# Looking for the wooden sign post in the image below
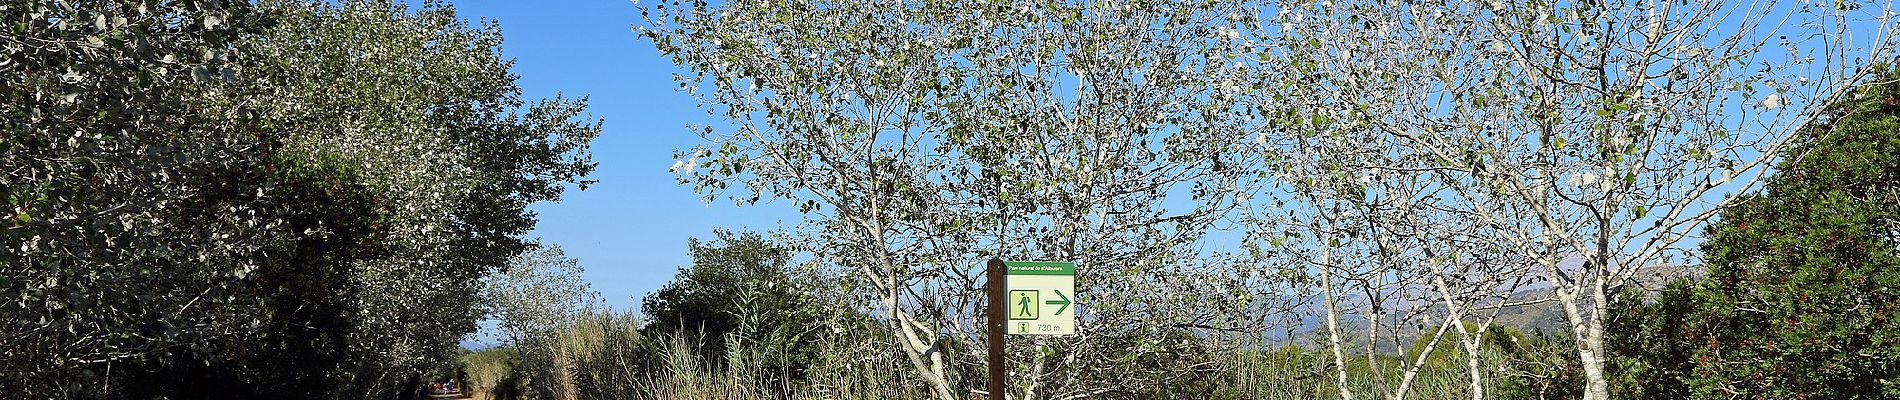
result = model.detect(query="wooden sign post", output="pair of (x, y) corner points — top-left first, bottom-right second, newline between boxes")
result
(986, 258), (1005, 400)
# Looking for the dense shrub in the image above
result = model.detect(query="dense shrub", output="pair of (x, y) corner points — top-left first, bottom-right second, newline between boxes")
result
(1609, 65), (1900, 399)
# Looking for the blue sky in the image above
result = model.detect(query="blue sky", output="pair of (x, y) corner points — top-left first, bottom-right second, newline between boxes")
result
(452, 1), (796, 312)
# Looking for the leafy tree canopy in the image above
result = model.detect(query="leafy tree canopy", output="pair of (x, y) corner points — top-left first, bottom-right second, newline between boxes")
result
(1, 1), (599, 398)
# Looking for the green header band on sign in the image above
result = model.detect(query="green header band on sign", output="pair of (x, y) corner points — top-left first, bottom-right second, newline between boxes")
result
(1004, 261), (1075, 275)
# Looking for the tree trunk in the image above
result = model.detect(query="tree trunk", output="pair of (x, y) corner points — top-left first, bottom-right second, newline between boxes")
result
(1555, 287), (1609, 400)
(1578, 344), (1609, 400)
(1318, 233), (1356, 400)
(1393, 317), (1455, 400)
(1581, 278), (1611, 400)
(1435, 276), (1484, 400)
(1457, 328), (1484, 400)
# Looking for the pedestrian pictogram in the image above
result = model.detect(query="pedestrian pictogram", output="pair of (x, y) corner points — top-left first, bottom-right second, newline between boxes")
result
(1009, 290), (1038, 320)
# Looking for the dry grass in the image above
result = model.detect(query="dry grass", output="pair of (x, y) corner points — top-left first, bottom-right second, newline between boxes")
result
(476, 308), (1566, 400)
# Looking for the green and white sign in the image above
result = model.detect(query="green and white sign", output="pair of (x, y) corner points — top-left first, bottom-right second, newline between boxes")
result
(1004, 261), (1075, 335)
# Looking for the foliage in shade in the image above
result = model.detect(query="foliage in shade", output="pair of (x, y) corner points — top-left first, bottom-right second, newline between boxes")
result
(2, 1), (284, 396)
(641, 230), (793, 360)
(640, 229), (861, 393)
(0, 0), (598, 398)
(1606, 279), (1698, 400)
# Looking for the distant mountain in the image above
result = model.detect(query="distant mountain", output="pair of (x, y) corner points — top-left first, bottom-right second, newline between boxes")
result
(1261, 264), (1701, 353)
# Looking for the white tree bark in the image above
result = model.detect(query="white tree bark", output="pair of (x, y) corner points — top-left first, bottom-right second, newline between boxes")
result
(1318, 222), (1357, 400)
(1392, 316), (1455, 400)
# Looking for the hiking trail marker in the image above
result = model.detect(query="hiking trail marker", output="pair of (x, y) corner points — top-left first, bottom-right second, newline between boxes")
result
(1003, 260), (1075, 335)
(984, 259), (1077, 400)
